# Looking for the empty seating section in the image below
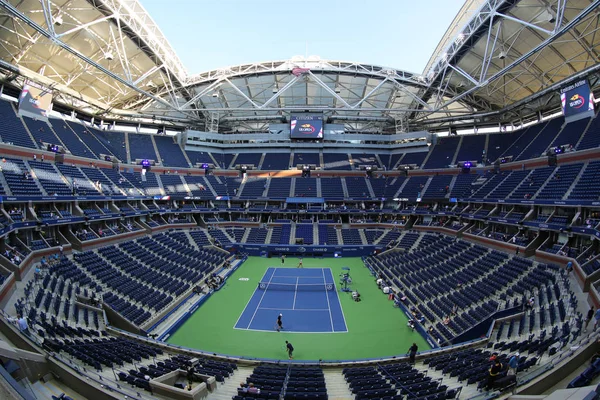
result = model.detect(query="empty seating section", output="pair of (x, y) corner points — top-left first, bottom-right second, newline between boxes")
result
(366, 233), (566, 343)
(486, 131), (522, 162)
(508, 167), (554, 200)
(295, 224), (313, 244)
(577, 116), (600, 150)
(268, 178), (291, 198)
(449, 174), (478, 198)
(398, 176), (429, 198)
(536, 164), (583, 200)
(81, 167), (121, 195)
(285, 367), (327, 400)
(345, 177), (370, 198)
(69, 231), (227, 326)
(293, 152), (320, 167)
(2, 158), (41, 195)
(388, 153), (404, 170)
(121, 170), (161, 196)
(383, 176), (406, 198)
(320, 178), (344, 199)
(517, 118), (562, 160)
(50, 122), (96, 158)
(423, 136), (460, 169)
(400, 152), (428, 169)
(154, 136), (189, 167)
(128, 134), (157, 162)
(222, 153), (235, 169)
(262, 153), (290, 170)
(455, 134), (486, 164)
(471, 171), (510, 198)
(341, 229), (362, 245)
(322, 153), (351, 170)
(29, 161), (71, 195)
(232, 153), (262, 168)
(271, 224), (291, 245)
(56, 164), (99, 196)
(318, 224), (338, 245)
(91, 130), (128, 162)
(551, 117), (589, 148)
(186, 151), (217, 168)
(352, 153), (380, 168)
(240, 177), (266, 198)
(501, 125), (541, 161)
(23, 117), (60, 148)
(294, 177), (317, 197)
(569, 161), (600, 200)
(66, 121), (110, 158)
(423, 175), (452, 199)
(246, 228), (267, 244)
(184, 175), (213, 198)
(487, 170), (531, 200)
(160, 175), (188, 195)
(0, 101), (36, 148)
(369, 177), (387, 199)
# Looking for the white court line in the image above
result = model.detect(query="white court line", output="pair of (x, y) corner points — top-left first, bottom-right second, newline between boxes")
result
(327, 268), (349, 331)
(292, 277), (298, 310)
(322, 268), (335, 332)
(260, 307), (331, 311)
(245, 268), (276, 329)
(233, 326), (348, 334)
(232, 267), (275, 329)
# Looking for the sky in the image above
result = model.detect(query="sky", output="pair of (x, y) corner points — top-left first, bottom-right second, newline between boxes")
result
(139, 0), (466, 76)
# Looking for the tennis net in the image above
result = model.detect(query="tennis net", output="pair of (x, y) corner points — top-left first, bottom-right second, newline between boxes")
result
(257, 282), (334, 291)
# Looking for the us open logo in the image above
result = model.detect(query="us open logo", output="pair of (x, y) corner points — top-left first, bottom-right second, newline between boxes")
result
(569, 93), (585, 109)
(298, 124), (316, 134)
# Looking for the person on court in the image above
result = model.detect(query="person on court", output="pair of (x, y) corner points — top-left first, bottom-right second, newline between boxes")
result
(297, 257), (303, 268)
(276, 313), (283, 332)
(285, 341), (294, 359)
(281, 255), (285, 265)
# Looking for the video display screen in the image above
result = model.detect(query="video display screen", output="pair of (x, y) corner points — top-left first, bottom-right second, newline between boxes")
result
(560, 79), (595, 122)
(290, 114), (324, 139)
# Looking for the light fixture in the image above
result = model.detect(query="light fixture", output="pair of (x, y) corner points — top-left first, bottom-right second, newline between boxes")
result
(54, 15), (63, 26)
(498, 51), (507, 60)
(104, 52), (114, 61)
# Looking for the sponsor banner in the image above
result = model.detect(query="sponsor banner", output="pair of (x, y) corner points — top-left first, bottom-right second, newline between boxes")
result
(236, 244), (381, 257)
(461, 198), (600, 207)
(0, 195), (148, 202)
(560, 79), (595, 122)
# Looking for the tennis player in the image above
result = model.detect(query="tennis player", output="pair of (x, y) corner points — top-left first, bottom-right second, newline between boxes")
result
(276, 314), (283, 332)
(297, 257), (303, 268)
(285, 341), (294, 359)
(281, 255), (285, 265)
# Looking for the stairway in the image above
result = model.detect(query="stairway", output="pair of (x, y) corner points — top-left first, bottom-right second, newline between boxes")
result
(206, 365), (255, 400)
(563, 161), (587, 199)
(323, 368), (353, 400)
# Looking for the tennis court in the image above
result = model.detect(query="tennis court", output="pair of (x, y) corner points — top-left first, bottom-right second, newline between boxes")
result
(167, 257), (429, 360)
(234, 268), (347, 333)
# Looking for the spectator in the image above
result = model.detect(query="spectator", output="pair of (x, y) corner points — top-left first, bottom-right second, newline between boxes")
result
(585, 307), (594, 331)
(408, 343), (418, 363)
(486, 359), (503, 390)
(247, 383), (260, 394)
(508, 353), (519, 375)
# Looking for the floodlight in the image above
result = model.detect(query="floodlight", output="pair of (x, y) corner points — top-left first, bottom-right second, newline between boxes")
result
(104, 52), (114, 61)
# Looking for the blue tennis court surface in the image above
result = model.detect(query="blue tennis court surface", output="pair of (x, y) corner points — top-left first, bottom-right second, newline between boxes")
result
(234, 268), (347, 333)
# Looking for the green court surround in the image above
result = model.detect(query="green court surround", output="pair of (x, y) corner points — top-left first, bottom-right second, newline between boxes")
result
(167, 257), (430, 361)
